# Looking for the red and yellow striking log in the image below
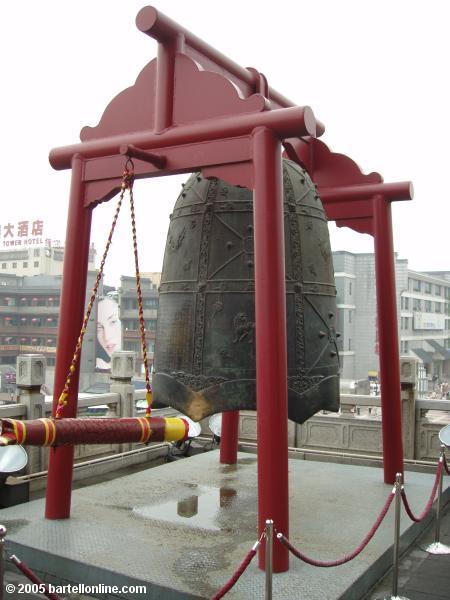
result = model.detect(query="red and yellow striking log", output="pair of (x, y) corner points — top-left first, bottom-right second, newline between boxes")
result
(0, 417), (188, 447)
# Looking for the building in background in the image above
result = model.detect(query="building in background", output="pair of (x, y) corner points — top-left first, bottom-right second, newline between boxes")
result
(0, 245), (99, 394)
(399, 269), (450, 380)
(1, 243), (96, 277)
(333, 252), (450, 387)
(0, 228), (164, 394)
(142, 272), (161, 289)
(118, 275), (159, 375)
(4, 238), (448, 398)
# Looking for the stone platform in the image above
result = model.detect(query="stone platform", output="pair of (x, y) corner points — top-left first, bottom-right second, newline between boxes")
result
(1, 451), (448, 600)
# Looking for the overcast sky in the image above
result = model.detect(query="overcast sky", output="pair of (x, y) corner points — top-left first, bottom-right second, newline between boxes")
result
(1, 0), (448, 287)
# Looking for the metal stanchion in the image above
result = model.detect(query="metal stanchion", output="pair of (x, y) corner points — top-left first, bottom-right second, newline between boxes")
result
(265, 519), (273, 600)
(425, 445), (450, 555)
(383, 473), (410, 600)
(0, 524), (6, 600)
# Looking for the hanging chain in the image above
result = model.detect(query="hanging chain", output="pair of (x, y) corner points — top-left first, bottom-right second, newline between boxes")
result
(55, 165), (134, 419)
(128, 181), (153, 417)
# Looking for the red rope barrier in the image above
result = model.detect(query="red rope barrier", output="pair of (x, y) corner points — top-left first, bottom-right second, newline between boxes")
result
(9, 555), (63, 600)
(211, 455), (446, 591)
(277, 491), (395, 567)
(210, 543), (260, 599)
(401, 460), (443, 523)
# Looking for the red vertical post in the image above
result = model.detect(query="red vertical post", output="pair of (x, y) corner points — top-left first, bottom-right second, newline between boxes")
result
(252, 127), (289, 572)
(154, 35), (184, 132)
(373, 194), (404, 484)
(45, 155), (93, 519)
(220, 411), (239, 464)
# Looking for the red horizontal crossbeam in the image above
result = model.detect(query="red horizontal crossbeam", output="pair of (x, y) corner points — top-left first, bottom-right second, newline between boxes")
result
(322, 199), (373, 222)
(319, 181), (413, 203)
(49, 106), (317, 170)
(318, 181), (413, 235)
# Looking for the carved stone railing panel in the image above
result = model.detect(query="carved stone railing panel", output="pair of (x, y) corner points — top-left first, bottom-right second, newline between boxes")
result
(415, 399), (450, 461)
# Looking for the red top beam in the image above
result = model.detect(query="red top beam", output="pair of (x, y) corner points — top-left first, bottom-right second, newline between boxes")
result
(136, 6), (297, 108)
(136, 6), (325, 136)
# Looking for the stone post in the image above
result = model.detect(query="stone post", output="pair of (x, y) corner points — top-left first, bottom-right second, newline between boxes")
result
(16, 354), (46, 473)
(110, 351), (136, 453)
(399, 357), (418, 460)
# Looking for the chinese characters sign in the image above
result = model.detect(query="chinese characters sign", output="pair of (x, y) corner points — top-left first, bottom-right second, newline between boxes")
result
(1, 220), (44, 247)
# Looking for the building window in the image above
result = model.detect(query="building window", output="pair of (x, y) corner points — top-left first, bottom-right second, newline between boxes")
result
(33, 249), (40, 257)
(348, 338), (352, 351)
(142, 298), (158, 309)
(34, 261), (39, 267)
(1, 263), (6, 269)
(23, 262), (28, 268)
(401, 296), (410, 310)
(435, 285), (441, 296)
(348, 310), (352, 323)
(425, 300), (432, 312)
(410, 279), (421, 292)
(424, 282), (432, 294)
(145, 319), (157, 331)
(123, 319), (139, 331)
(124, 341), (140, 352)
(125, 299), (138, 310)
(435, 302), (442, 313)
(348, 282), (352, 296)
(12, 262), (17, 268)
(413, 298), (422, 311)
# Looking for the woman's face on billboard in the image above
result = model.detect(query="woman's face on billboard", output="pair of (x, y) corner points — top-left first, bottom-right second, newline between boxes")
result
(97, 297), (121, 358)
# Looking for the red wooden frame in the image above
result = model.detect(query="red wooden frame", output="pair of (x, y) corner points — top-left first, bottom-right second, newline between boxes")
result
(45, 6), (413, 573)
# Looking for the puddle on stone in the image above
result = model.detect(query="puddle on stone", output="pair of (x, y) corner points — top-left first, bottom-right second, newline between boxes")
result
(133, 486), (238, 531)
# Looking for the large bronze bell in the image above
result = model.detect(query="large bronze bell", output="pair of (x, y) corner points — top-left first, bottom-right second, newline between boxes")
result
(153, 159), (340, 424)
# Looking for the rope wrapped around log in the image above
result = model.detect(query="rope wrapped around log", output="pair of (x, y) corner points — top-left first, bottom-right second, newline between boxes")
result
(0, 417), (189, 447)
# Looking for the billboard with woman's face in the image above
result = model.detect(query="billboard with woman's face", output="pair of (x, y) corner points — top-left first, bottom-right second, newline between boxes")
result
(96, 295), (122, 371)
